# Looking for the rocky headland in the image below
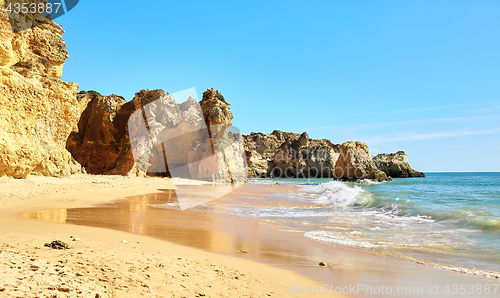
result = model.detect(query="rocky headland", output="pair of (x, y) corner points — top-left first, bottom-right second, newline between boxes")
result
(244, 132), (423, 181)
(0, 14), (423, 182)
(373, 151), (425, 178)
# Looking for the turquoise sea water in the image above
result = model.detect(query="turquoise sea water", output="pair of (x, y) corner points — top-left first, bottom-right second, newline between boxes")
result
(238, 173), (500, 274)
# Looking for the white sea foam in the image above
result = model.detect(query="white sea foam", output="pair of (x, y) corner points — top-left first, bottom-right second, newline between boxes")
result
(353, 179), (385, 186)
(248, 179), (276, 184)
(305, 231), (377, 248)
(299, 181), (362, 207)
(217, 205), (329, 219)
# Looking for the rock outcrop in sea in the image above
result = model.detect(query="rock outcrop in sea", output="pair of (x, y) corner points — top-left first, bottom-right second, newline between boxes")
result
(0, 7), (80, 178)
(244, 131), (342, 179)
(334, 141), (388, 181)
(373, 151), (425, 178)
(244, 132), (422, 181)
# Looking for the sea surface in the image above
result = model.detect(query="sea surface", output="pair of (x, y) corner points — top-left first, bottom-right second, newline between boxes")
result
(206, 173), (500, 274)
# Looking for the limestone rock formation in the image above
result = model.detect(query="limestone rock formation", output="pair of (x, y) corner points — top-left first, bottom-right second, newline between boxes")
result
(334, 141), (388, 182)
(0, 5), (80, 178)
(244, 131), (341, 178)
(66, 93), (127, 174)
(69, 88), (247, 183)
(200, 88), (233, 127)
(68, 90), (171, 176)
(374, 151), (425, 178)
(244, 133), (395, 181)
(243, 133), (276, 177)
(245, 150), (269, 178)
(188, 88), (247, 183)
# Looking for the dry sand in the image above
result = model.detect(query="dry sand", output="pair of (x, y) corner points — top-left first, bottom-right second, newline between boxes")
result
(0, 175), (335, 297)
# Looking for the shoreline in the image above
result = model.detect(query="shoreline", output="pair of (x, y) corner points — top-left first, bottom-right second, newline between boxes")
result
(0, 175), (333, 297)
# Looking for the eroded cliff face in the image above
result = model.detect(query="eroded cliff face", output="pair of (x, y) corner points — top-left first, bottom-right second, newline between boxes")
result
(66, 94), (127, 174)
(0, 1), (419, 182)
(66, 87), (418, 183)
(0, 3), (80, 178)
(67, 90), (169, 176)
(373, 151), (425, 178)
(244, 132), (425, 181)
(69, 88), (247, 183)
(334, 141), (388, 182)
(244, 131), (343, 179)
(191, 88), (247, 183)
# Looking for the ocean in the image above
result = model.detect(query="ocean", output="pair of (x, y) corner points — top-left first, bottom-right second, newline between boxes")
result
(212, 173), (500, 275)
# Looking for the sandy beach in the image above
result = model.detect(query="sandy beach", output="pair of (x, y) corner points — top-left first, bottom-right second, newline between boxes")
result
(2, 174), (500, 298)
(0, 175), (333, 297)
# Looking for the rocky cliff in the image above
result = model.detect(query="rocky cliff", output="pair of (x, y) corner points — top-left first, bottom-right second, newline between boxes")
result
(334, 141), (388, 181)
(192, 88), (247, 183)
(68, 92), (423, 182)
(0, 3), (80, 178)
(68, 89), (177, 176)
(69, 88), (247, 183)
(244, 131), (343, 179)
(66, 93), (127, 175)
(373, 151), (425, 178)
(244, 132), (424, 182)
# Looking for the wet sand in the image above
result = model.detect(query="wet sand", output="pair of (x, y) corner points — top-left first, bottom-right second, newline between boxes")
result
(24, 181), (500, 297)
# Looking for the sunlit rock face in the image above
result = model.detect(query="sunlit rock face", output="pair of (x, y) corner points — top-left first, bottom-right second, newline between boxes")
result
(66, 93), (127, 175)
(68, 90), (171, 176)
(190, 88), (247, 183)
(334, 141), (388, 182)
(70, 88), (248, 183)
(244, 131), (342, 179)
(244, 134), (403, 182)
(373, 151), (425, 178)
(0, 4), (80, 178)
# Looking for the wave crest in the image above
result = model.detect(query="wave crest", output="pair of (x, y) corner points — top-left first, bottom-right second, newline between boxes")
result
(299, 181), (362, 207)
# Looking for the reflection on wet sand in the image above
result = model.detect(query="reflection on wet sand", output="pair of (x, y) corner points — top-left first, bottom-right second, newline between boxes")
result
(27, 208), (68, 224)
(25, 184), (370, 265)
(24, 184), (500, 298)
(25, 185), (299, 259)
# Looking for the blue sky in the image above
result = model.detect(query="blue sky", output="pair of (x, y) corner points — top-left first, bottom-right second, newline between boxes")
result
(56, 0), (499, 172)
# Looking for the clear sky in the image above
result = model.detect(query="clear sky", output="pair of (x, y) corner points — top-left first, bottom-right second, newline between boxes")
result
(56, 0), (500, 172)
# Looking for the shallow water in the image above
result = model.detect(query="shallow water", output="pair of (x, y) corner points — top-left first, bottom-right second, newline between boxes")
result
(242, 173), (500, 273)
